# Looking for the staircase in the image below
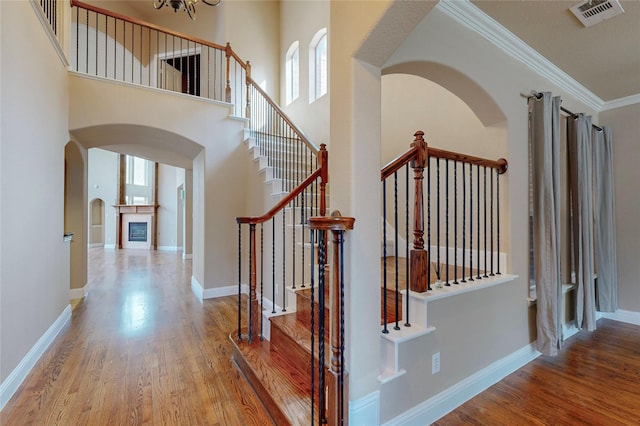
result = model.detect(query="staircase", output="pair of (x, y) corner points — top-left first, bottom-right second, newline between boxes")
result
(231, 288), (330, 424)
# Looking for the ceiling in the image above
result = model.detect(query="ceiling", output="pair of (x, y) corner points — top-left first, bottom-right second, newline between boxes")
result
(123, 0), (639, 104)
(471, 0), (640, 103)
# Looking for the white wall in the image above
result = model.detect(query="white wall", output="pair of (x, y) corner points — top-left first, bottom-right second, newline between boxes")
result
(1, 0), (70, 386)
(600, 103), (640, 313)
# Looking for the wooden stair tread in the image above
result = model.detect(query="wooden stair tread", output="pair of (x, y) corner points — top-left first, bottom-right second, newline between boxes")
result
(269, 314), (331, 365)
(231, 335), (312, 426)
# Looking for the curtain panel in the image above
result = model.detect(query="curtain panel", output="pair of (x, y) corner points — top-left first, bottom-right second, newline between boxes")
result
(568, 114), (597, 331)
(593, 127), (618, 312)
(529, 93), (563, 356)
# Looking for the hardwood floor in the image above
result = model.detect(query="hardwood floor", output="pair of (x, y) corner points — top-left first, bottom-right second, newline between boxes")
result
(1, 248), (273, 426)
(435, 318), (640, 425)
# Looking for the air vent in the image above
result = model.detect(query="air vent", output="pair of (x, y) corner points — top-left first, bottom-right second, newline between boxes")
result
(570, 0), (625, 27)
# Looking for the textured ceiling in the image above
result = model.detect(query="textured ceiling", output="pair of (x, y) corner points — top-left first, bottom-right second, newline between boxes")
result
(472, 0), (640, 102)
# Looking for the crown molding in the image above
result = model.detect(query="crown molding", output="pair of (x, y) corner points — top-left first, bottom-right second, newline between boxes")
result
(435, 0), (608, 112)
(601, 94), (640, 112)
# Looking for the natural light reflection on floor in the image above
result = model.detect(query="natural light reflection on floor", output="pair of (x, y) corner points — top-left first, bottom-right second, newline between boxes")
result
(121, 291), (154, 336)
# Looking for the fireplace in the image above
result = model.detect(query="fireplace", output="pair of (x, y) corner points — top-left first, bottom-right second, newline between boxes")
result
(128, 222), (148, 242)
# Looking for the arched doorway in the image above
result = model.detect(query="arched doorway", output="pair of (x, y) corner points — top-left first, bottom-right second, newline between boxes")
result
(89, 198), (105, 247)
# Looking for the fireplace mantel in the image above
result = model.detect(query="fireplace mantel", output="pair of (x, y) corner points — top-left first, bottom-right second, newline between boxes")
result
(113, 204), (159, 249)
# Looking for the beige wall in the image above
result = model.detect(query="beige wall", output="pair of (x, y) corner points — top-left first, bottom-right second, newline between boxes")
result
(88, 148), (119, 247)
(1, 1), (70, 384)
(600, 103), (640, 313)
(157, 163), (179, 249)
(280, 0), (329, 145)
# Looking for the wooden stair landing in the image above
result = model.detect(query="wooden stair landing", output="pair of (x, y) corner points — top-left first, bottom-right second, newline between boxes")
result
(231, 335), (312, 426)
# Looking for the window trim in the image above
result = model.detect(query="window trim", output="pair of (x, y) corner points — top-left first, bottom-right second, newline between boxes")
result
(309, 28), (327, 103)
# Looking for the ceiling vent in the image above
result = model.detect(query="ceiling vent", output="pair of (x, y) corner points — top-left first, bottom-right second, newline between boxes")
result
(570, 0), (625, 27)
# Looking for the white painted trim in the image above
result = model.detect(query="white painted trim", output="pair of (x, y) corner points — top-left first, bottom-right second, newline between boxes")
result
(190, 276), (248, 301)
(600, 309), (640, 326)
(0, 305), (72, 410)
(182, 253), (193, 260)
(69, 285), (88, 300)
(88, 243), (104, 248)
(436, 0), (607, 112)
(191, 276), (204, 301)
(562, 321), (580, 341)
(349, 391), (381, 426)
(383, 342), (540, 425)
(601, 94), (640, 111)
(157, 246), (181, 252)
(104, 244), (116, 250)
(411, 274), (517, 303)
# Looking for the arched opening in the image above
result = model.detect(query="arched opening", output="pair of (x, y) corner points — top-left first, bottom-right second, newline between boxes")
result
(65, 141), (88, 300)
(89, 198), (105, 247)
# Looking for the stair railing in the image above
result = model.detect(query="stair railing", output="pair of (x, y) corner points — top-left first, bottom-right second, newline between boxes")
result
(309, 212), (354, 426)
(381, 131), (508, 332)
(70, 0), (321, 192)
(70, 0), (246, 116)
(236, 145), (328, 342)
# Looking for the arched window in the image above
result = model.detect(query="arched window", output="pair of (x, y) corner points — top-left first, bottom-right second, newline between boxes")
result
(285, 41), (299, 105)
(309, 28), (327, 103)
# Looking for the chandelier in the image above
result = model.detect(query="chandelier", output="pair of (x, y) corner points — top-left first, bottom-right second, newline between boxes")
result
(153, 0), (221, 20)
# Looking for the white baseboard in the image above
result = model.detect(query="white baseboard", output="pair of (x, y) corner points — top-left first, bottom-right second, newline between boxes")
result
(350, 391), (381, 426)
(0, 305), (72, 410)
(157, 246), (182, 252)
(104, 244), (116, 250)
(384, 342), (540, 425)
(69, 285), (88, 300)
(600, 309), (640, 326)
(87, 243), (104, 248)
(190, 276), (248, 302)
(182, 253), (192, 260)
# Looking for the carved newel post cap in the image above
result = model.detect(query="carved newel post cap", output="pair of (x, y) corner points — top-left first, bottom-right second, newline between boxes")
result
(309, 210), (355, 231)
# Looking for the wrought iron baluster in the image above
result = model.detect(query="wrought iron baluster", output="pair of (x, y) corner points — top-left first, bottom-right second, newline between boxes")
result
(318, 229), (327, 424)
(437, 158), (441, 285)
(476, 165), (482, 280)
(453, 160), (459, 284)
(497, 168), (502, 275)
(461, 162), (467, 283)
(445, 159), (450, 286)
(237, 224), (242, 341)
(483, 167), (489, 278)
(382, 179), (388, 334)
(271, 218), (276, 314)
(490, 165), (495, 276)
(394, 172), (400, 330)
(282, 209), (286, 312)
(310, 228), (316, 425)
(469, 163), (474, 282)
(405, 164), (411, 326)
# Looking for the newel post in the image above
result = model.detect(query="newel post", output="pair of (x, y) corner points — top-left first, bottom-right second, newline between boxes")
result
(247, 223), (259, 342)
(319, 144), (328, 216)
(410, 131), (429, 292)
(225, 42), (232, 103)
(309, 211), (354, 426)
(245, 61), (251, 119)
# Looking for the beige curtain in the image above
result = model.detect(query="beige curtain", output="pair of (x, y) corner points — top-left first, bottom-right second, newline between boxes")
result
(529, 93), (563, 356)
(568, 114), (597, 331)
(593, 126), (618, 312)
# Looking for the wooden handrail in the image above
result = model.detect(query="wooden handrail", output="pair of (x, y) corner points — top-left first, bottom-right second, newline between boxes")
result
(71, 0), (227, 52)
(428, 147), (508, 174)
(381, 146), (418, 181)
(247, 76), (319, 154)
(236, 168), (321, 224)
(236, 144), (327, 224)
(381, 132), (508, 181)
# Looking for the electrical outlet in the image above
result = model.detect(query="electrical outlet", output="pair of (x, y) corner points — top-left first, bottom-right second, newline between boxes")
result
(432, 352), (441, 374)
